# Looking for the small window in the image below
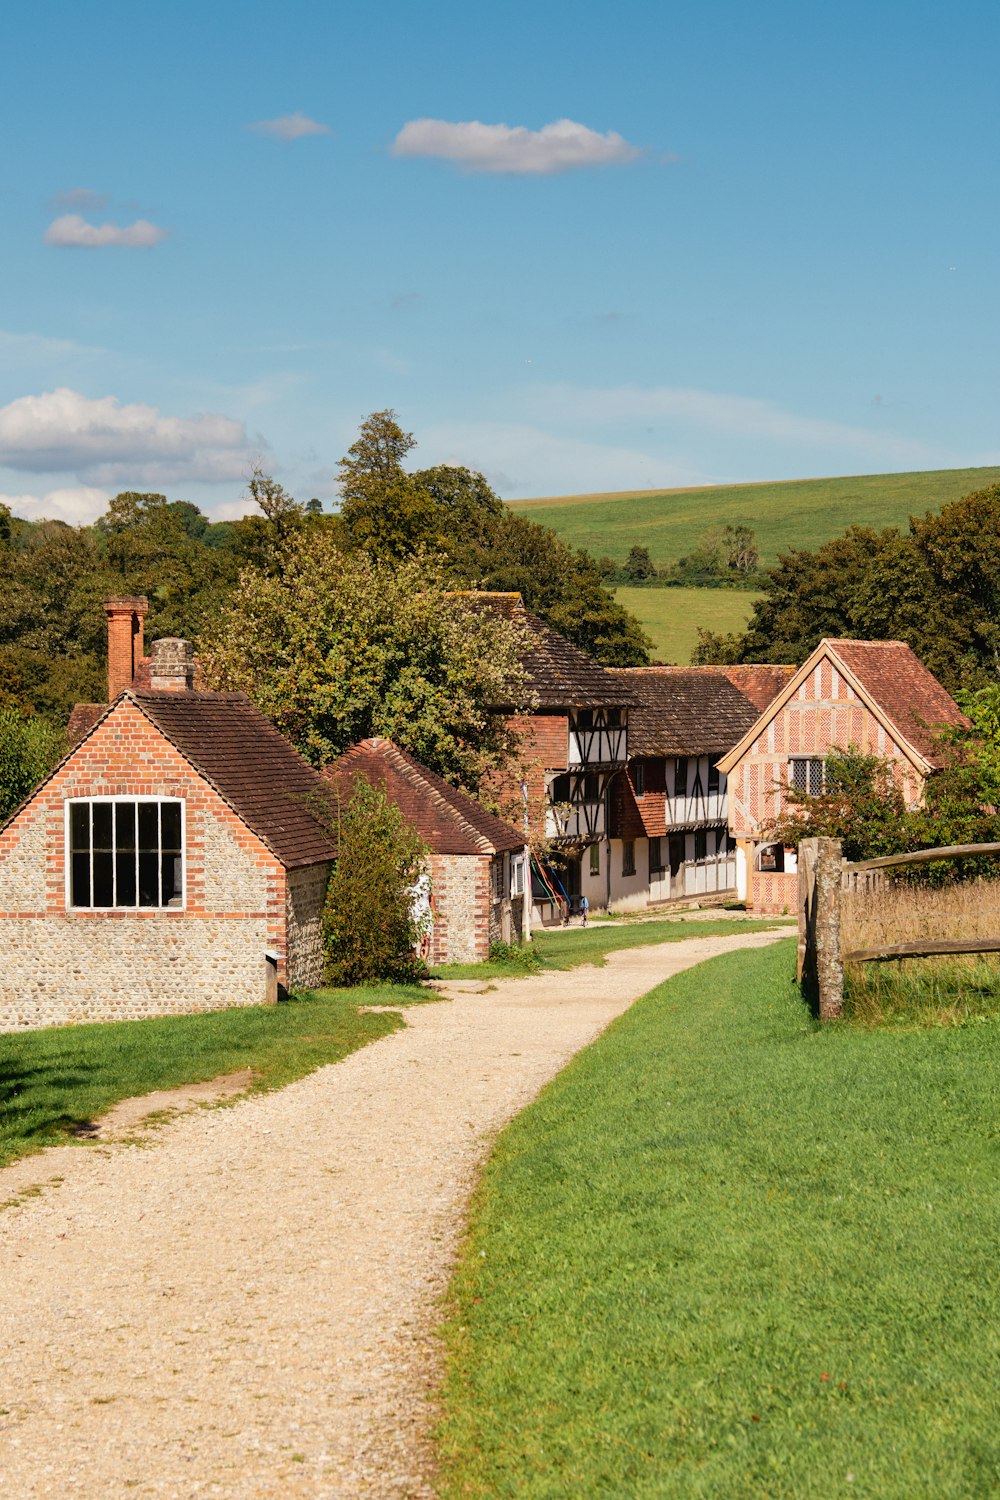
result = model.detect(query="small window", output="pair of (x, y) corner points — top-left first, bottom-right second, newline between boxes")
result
(633, 760), (645, 796)
(649, 836), (663, 875)
(790, 757), (825, 796)
(675, 756), (689, 798)
(68, 798), (183, 910)
(694, 830), (707, 862)
(708, 760), (720, 793)
(589, 843), (600, 877)
(622, 840), (636, 877)
(492, 858), (505, 899)
(606, 707), (622, 728)
(576, 709), (594, 732)
(511, 857), (525, 896)
(550, 773), (571, 803)
(583, 772), (600, 802)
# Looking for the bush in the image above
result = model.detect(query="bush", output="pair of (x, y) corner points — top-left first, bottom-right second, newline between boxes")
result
(487, 940), (542, 974)
(320, 780), (430, 986)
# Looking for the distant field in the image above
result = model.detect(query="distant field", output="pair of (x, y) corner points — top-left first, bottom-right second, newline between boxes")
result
(615, 585), (762, 663)
(512, 466), (1000, 568)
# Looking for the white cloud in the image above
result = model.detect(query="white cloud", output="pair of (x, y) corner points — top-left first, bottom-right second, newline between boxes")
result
(247, 112), (331, 142)
(53, 187), (110, 211)
(0, 486), (108, 525)
(0, 329), (106, 367)
(391, 117), (642, 175)
(529, 383), (941, 465)
(44, 214), (170, 249)
(0, 388), (254, 484)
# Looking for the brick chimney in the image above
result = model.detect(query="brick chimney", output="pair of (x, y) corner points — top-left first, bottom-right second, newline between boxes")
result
(104, 596), (148, 700)
(148, 637), (196, 692)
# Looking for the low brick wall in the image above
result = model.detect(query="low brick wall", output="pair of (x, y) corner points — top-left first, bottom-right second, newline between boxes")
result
(427, 852), (491, 965)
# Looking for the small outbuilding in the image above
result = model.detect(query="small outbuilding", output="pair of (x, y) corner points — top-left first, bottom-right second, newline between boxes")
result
(324, 738), (530, 965)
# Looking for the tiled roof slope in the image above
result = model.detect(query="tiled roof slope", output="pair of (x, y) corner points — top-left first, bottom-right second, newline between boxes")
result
(324, 738), (524, 856)
(459, 592), (635, 710)
(828, 641), (969, 766)
(67, 703), (105, 746)
(719, 664), (796, 713)
(132, 691), (337, 868)
(608, 667), (762, 756)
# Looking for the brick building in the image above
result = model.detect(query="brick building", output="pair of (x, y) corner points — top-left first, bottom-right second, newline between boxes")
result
(601, 667), (782, 911)
(323, 738), (529, 965)
(717, 638), (969, 912)
(464, 593), (634, 924)
(0, 655), (336, 1030)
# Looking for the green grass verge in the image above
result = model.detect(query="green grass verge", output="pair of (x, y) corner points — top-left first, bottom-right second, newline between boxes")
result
(511, 466), (1000, 570)
(438, 940), (1000, 1499)
(0, 983), (429, 1171)
(431, 916), (789, 980)
(614, 584), (763, 664)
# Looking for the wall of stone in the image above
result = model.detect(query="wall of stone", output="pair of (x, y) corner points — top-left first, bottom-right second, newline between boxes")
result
(427, 852), (491, 965)
(285, 862), (331, 989)
(0, 697), (318, 1030)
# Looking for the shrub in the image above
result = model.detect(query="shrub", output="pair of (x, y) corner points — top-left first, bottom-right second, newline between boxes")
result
(487, 940), (542, 974)
(320, 780), (429, 986)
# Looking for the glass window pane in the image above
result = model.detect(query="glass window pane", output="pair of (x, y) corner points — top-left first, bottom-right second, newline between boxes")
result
(115, 801), (136, 850)
(92, 851), (114, 907)
(809, 760), (824, 796)
(92, 802), (113, 850)
(137, 803), (158, 852)
(675, 758), (688, 797)
(160, 802), (182, 852)
(70, 802), (90, 853)
(116, 851), (137, 907)
(138, 851), (159, 906)
(791, 760), (806, 791)
(71, 852), (91, 907)
(161, 853), (182, 906)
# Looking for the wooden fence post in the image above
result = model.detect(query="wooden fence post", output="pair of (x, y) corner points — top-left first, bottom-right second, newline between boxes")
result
(798, 836), (844, 1018)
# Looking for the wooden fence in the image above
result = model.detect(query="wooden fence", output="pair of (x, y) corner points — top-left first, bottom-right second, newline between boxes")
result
(797, 837), (1000, 1019)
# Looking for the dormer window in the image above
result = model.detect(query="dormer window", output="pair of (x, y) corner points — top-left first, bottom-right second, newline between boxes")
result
(67, 798), (184, 910)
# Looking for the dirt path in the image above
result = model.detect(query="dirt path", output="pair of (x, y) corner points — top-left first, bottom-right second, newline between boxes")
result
(0, 929), (791, 1498)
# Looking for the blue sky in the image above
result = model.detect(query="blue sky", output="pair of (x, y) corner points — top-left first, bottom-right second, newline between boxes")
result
(1, 0), (997, 522)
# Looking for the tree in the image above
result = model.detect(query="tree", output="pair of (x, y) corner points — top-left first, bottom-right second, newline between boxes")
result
(722, 524), (759, 574)
(0, 708), (64, 822)
(337, 410), (444, 559)
(199, 529), (530, 790)
(319, 779), (429, 986)
(771, 748), (912, 862)
(623, 545), (656, 582)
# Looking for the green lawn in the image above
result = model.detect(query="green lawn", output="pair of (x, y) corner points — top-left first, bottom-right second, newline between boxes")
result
(614, 584), (763, 663)
(0, 984), (429, 1172)
(511, 466), (1000, 570)
(438, 940), (1000, 1499)
(431, 915), (787, 980)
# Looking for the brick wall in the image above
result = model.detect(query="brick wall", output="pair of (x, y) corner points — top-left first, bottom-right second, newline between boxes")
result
(750, 870), (798, 914)
(427, 852), (492, 965)
(0, 699), (316, 1030)
(485, 713), (569, 841)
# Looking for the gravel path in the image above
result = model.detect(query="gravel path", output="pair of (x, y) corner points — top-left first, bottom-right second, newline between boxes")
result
(0, 929), (791, 1498)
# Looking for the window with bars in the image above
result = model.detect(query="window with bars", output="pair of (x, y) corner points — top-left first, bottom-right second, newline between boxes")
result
(622, 839), (636, 877)
(633, 760), (645, 796)
(708, 760), (721, 794)
(648, 836), (664, 875)
(790, 757), (825, 795)
(674, 756), (688, 798)
(694, 830), (707, 861)
(511, 856), (524, 896)
(67, 799), (183, 910)
(589, 842), (600, 877)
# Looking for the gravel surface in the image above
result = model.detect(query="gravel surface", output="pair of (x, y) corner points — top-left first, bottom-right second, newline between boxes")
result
(0, 929), (790, 1498)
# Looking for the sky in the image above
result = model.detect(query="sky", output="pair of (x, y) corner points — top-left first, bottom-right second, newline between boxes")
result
(1, 0), (998, 523)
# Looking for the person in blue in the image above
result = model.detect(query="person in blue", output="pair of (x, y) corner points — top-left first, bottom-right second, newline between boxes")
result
(580, 894), (589, 927)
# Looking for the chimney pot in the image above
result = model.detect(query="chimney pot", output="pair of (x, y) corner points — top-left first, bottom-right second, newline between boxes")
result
(103, 595), (149, 700)
(149, 637), (196, 692)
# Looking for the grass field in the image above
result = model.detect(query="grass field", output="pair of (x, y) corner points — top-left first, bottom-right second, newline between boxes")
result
(614, 584), (763, 662)
(438, 941), (1000, 1498)
(511, 465), (1000, 569)
(430, 914), (785, 980)
(0, 984), (429, 1171)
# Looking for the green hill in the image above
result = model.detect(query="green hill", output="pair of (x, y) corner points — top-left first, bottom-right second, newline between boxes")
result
(614, 585), (763, 664)
(510, 466), (1000, 568)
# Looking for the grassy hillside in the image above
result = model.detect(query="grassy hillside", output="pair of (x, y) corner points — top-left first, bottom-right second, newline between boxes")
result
(511, 466), (1000, 568)
(615, 585), (762, 663)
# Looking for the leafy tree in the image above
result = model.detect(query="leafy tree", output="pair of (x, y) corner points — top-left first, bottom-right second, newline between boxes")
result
(623, 545), (656, 581)
(319, 778), (429, 986)
(337, 409), (444, 558)
(771, 748), (912, 862)
(199, 529), (530, 790)
(0, 708), (64, 822)
(722, 524), (759, 574)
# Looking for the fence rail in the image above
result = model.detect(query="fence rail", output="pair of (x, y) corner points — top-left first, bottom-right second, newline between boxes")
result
(799, 837), (1000, 1019)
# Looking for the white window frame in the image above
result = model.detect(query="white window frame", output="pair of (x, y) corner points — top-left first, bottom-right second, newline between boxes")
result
(64, 796), (186, 913)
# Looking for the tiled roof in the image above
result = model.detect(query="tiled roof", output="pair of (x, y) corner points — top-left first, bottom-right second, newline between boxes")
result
(323, 738), (525, 856)
(67, 704), (105, 746)
(459, 592), (635, 710)
(131, 691), (337, 868)
(827, 640), (969, 766)
(719, 664), (796, 713)
(608, 667), (762, 756)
